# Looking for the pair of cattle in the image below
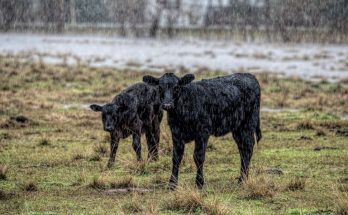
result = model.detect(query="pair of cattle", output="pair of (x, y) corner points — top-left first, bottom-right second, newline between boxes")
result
(90, 73), (261, 190)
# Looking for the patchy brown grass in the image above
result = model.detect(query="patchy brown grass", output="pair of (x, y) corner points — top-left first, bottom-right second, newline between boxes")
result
(0, 190), (7, 200)
(122, 193), (144, 213)
(163, 187), (204, 212)
(93, 144), (108, 156)
(89, 153), (101, 162)
(89, 177), (108, 190)
(38, 138), (50, 146)
(0, 165), (8, 180)
(163, 186), (226, 214)
(72, 153), (85, 161)
(296, 121), (314, 130)
(124, 159), (149, 175)
(21, 181), (38, 192)
(286, 177), (306, 191)
(333, 189), (348, 215)
(240, 175), (277, 199)
(0, 55), (347, 214)
(110, 176), (135, 189)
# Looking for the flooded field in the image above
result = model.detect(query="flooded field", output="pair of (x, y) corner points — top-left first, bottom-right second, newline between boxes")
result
(1, 33), (348, 81)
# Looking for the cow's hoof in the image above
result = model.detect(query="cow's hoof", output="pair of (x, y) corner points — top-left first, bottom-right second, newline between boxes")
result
(236, 176), (246, 185)
(196, 184), (204, 190)
(107, 162), (114, 169)
(195, 179), (204, 190)
(167, 182), (177, 191)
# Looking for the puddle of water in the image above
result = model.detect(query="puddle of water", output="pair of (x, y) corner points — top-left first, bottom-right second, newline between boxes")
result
(63, 103), (94, 110)
(261, 107), (300, 113)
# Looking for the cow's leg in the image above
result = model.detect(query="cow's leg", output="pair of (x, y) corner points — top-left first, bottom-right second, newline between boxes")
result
(153, 116), (161, 160)
(233, 129), (255, 183)
(107, 132), (120, 168)
(132, 133), (142, 161)
(194, 134), (209, 189)
(168, 134), (185, 191)
(145, 126), (159, 161)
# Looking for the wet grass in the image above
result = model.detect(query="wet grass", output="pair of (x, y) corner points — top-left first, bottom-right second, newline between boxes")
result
(0, 55), (347, 214)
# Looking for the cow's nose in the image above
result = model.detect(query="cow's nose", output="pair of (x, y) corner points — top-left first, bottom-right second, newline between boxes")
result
(104, 126), (113, 132)
(163, 103), (173, 110)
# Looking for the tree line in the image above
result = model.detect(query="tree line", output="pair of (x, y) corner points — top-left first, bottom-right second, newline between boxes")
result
(0, 0), (347, 41)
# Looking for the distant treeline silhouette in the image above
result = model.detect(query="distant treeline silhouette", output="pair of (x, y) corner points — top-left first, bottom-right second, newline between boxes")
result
(0, 0), (347, 42)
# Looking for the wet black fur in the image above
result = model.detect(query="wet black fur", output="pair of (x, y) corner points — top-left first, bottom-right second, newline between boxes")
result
(90, 83), (163, 168)
(143, 73), (261, 189)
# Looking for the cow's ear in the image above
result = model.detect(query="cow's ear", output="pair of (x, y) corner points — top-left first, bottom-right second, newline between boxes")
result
(179, 74), (195, 86)
(143, 75), (159, 86)
(90, 104), (103, 112)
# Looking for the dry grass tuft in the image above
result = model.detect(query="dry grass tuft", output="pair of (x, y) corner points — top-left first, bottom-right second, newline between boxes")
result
(277, 87), (290, 107)
(22, 181), (38, 192)
(151, 175), (168, 188)
(163, 186), (226, 214)
(240, 175), (277, 199)
(125, 159), (149, 175)
(0, 190), (7, 200)
(89, 154), (102, 162)
(72, 153), (84, 161)
(286, 177), (306, 191)
(89, 177), (108, 190)
(315, 128), (327, 136)
(163, 186), (204, 212)
(204, 198), (227, 215)
(0, 165), (8, 180)
(110, 176), (135, 189)
(333, 189), (348, 215)
(39, 139), (50, 146)
(38, 139), (50, 146)
(93, 144), (108, 156)
(296, 121), (314, 130)
(122, 193), (144, 213)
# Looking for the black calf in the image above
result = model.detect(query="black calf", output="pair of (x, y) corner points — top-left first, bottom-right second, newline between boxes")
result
(90, 83), (163, 168)
(143, 73), (261, 189)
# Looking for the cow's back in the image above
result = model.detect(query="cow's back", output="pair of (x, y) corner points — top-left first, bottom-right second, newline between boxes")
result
(172, 73), (260, 137)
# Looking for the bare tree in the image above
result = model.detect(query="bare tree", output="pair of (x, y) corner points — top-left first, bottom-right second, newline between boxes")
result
(57, 0), (65, 33)
(149, 0), (165, 38)
(110, 0), (147, 37)
(264, 0), (271, 41)
(0, 0), (16, 31)
(70, 0), (76, 25)
(164, 0), (181, 38)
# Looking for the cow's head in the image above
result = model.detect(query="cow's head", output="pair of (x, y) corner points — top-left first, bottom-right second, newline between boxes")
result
(90, 103), (118, 132)
(143, 73), (195, 110)
(90, 94), (138, 132)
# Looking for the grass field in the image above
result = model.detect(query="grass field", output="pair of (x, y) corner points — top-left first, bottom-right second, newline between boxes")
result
(0, 55), (347, 214)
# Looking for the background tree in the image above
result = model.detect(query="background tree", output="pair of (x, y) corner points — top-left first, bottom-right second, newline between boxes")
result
(0, 0), (16, 31)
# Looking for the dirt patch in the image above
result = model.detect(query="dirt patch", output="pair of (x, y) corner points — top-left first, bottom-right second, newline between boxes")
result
(0, 190), (16, 201)
(105, 188), (152, 194)
(314, 146), (339, 151)
(0, 133), (11, 141)
(0, 116), (36, 129)
(319, 122), (342, 130)
(296, 121), (314, 130)
(336, 129), (348, 137)
(298, 135), (313, 141)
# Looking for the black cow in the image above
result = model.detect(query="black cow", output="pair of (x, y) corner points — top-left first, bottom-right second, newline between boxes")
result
(143, 73), (261, 189)
(90, 83), (163, 168)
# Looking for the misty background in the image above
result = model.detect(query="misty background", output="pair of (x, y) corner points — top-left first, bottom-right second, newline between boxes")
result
(0, 0), (347, 43)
